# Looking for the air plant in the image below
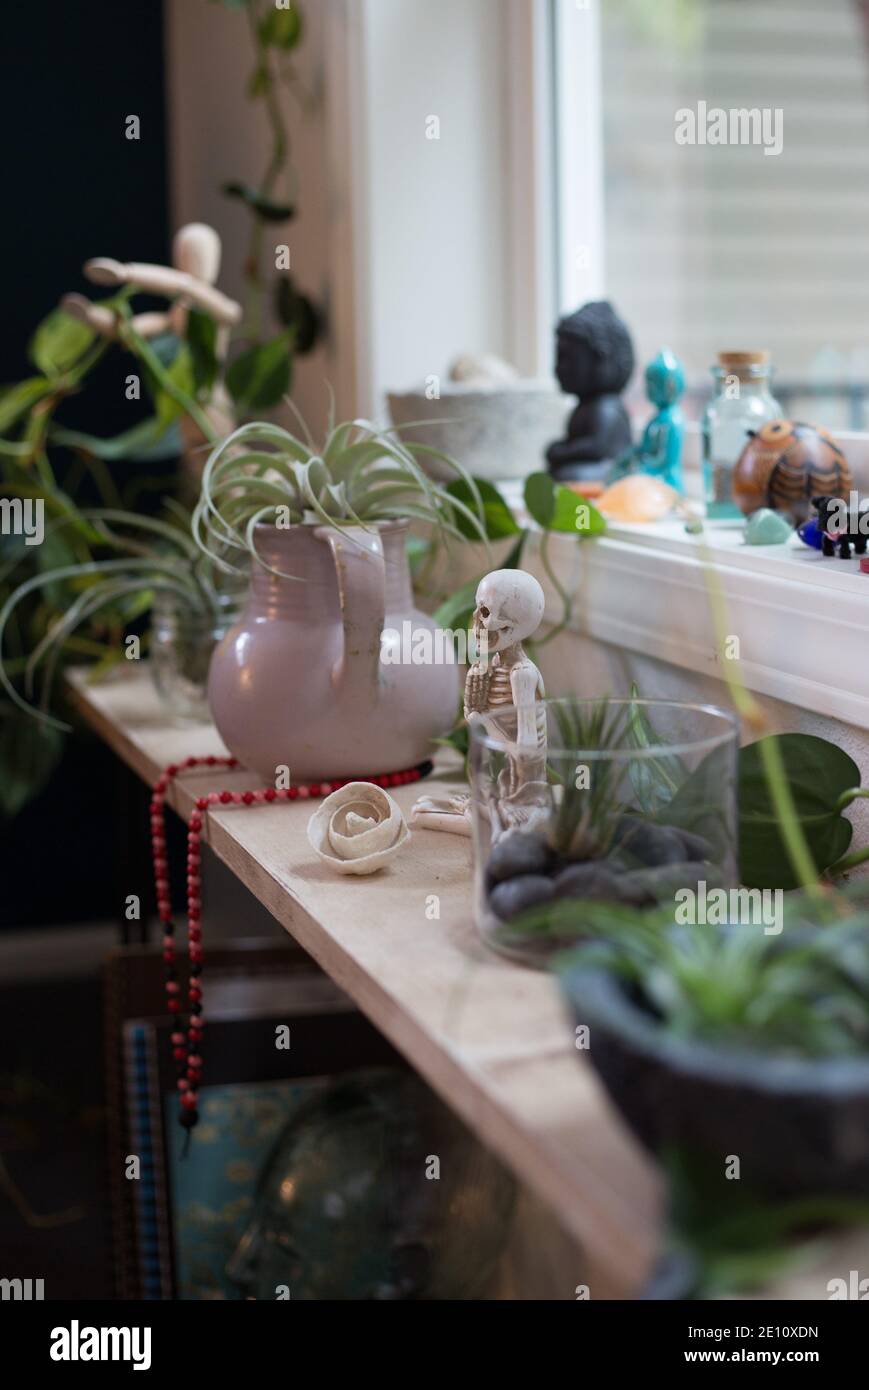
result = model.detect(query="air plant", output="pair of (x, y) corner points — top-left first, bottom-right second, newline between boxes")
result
(191, 415), (489, 577)
(527, 694), (682, 862)
(547, 697), (637, 859)
(0, 507), (230, 732)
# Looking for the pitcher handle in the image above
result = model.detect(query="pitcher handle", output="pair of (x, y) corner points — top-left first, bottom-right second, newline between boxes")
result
(315, 526), (385, 701)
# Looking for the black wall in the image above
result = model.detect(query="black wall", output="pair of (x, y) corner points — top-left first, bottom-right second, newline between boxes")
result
(0, 0), (171, 927)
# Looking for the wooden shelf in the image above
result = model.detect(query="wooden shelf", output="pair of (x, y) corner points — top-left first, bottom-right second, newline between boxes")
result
(70, 665), (662, 1298)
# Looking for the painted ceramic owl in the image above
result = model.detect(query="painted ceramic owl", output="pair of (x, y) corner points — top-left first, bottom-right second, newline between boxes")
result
(732, 420), (852, 525)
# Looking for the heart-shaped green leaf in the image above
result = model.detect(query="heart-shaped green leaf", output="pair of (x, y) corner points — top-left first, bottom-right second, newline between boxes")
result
(523, 472), (605, 535)
(259, 6), (303, 49)
(445, 477), (519, 540)
(222, 182), (295, 222)
(155, 345), (195, 427)
(29, 310), (95, 377)
(274, 277), (320, 354)
(433, 576), (479, 634)
(226, 334), (292, 413)
(49, 416), (181, 462)
(187, 309), (218, 394)
(739, 734), (860, 889)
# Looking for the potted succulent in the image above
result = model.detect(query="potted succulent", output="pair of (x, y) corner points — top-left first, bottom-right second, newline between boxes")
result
(558, 887), (869, 1200)
(197, 415), (492, 781)
(525, 707), (869, 1202)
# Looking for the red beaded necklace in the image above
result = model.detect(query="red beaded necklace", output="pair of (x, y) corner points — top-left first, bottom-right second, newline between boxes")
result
(149, 755), (430, 1142)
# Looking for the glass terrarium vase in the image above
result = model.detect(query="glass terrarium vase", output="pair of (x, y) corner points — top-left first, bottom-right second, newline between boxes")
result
(150, 588), (243, 723)
(469, 698), (739, 967)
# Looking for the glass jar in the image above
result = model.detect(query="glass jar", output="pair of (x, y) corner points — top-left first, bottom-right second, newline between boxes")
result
(150, 587), (243, 723)
(702, 352), (782, 521)
(469, 698), (739, 967)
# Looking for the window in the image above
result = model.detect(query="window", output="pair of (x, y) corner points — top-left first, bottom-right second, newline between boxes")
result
(554, 0), (869, 429)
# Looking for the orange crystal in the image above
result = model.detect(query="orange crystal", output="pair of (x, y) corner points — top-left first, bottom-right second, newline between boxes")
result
(597, 475), (678, 523)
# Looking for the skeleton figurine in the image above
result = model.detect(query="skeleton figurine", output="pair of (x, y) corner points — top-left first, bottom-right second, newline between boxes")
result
(411, 569), (547, 838)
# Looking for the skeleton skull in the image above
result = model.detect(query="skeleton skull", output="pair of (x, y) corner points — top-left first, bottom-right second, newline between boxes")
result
(473, 570), (545, 654)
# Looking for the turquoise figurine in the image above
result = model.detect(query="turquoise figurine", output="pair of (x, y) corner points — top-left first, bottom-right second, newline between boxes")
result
(613, 348), (685, 492)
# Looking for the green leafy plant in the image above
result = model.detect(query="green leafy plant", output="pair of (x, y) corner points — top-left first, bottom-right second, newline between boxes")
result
(523, 473), (606, 649)
(663, 728), (869, 892)
(0, 289), (247, 810)
(477, 694), (740, 961)
(661, 1148), (869, 1299)
(553, 888), (869, 1292)
(738, 734), (865, 888)
(0, 228), (307, 816)
(491, 718), (869, 955)
(0, 507), (230, 733)
(429, 474), (605, 641)
(0, 303), (196, 813)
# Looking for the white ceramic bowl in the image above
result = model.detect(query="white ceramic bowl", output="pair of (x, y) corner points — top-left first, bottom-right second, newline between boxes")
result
(387, 381), (569, 482)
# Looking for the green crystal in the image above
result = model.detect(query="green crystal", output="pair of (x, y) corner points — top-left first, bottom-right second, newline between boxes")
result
(744, 509), (793, 546)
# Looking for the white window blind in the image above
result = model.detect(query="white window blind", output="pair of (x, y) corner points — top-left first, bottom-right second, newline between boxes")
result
(599, 0), (869, 426)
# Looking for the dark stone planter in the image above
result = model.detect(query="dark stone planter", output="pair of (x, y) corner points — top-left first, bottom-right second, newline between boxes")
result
(561, 963), (869, 1199)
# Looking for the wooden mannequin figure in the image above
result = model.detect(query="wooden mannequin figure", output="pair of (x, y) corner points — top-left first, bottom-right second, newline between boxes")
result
(62, 223), (242, 446)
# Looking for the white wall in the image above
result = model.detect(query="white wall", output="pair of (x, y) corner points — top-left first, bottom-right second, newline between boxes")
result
(355, 0), (513, 409)
(165, 0), (535, 423)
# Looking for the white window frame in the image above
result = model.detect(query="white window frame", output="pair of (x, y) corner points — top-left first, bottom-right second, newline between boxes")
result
(517, 0), (869, 733)
(501, 0), (559, 375)
(550, 0), (606, 314)
(500, 0), (608, 367)
(321, 0), (579, 409)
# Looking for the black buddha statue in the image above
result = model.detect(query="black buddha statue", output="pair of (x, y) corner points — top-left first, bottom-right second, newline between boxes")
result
(546, 300), (635, 482)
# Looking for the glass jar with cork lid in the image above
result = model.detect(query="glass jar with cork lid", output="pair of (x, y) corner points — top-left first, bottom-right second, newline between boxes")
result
(702, 351), (782, 521)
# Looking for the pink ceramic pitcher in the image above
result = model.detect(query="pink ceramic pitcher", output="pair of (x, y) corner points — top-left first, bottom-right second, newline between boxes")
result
(207, 521), (459, 781)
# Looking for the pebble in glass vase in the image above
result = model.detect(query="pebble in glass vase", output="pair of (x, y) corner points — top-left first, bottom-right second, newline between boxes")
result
(470, 699), (739, 967)
(702, 351), (782, 522)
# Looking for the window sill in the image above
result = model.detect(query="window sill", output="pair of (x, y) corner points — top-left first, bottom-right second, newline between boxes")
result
(523, 511), (869, 731)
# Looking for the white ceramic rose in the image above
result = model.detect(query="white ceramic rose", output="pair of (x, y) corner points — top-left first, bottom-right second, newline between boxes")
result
(307, 782), (410, 875)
